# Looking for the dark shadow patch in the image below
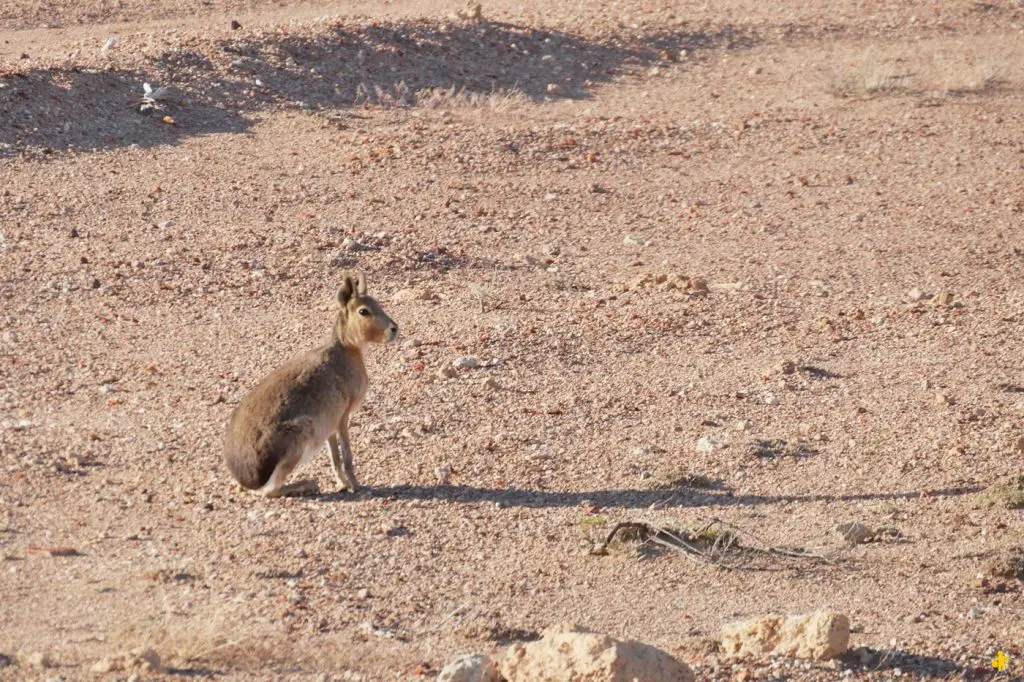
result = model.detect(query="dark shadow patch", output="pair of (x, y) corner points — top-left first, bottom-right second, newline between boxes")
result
(996, 382), (1024, 394)
(2, 18), (773, 156)
(748, 439), (818, 460)
(166, 665), (227, 678)
(801, 365), (844, 379)
(0, 67), (250, 156)
(842, 647), (964, 678)
(209, 20), (763, 110)
(253, 569), (303, 580)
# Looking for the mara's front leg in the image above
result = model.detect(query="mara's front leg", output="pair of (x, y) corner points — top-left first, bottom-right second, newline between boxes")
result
(328, 415), (359, 493)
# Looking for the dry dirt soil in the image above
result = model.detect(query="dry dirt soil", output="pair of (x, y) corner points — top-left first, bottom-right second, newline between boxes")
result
(3, 0), (1024, 680)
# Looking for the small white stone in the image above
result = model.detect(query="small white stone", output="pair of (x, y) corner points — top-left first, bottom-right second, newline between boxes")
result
(696, 436), (719, 453)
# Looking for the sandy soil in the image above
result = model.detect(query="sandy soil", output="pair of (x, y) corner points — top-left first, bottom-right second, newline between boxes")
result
(2, 0), (1024, 680)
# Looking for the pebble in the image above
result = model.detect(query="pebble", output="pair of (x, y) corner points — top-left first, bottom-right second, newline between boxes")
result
(356, 588), (371, 600)
(101, 37), (118, 53)
(966, 607), (980, 619)
(734, 420), (751, 432)
(435, 366), (458, 380)
(454, 356), (479, 369)
(906, 287), (925, 302)
(623, 235), (650, 247)
(696, 435), (720, 453)
(545, 83), (566, 97)
(762, 393), (779, 405)
(481, 377), (501, 391)
(157, 220), (173, 229)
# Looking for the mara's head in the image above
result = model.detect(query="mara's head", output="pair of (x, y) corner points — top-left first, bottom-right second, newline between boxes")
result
(334, 273), (399, 347)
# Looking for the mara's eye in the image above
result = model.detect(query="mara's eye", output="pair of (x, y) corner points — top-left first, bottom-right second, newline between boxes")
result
(358, 307), (371, 317)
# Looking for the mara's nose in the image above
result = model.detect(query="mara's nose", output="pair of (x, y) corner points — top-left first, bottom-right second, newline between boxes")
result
(388, 324), (399, 340)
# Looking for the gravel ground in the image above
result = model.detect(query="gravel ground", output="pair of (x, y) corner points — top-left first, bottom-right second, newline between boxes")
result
(2, 0), (1024, 680)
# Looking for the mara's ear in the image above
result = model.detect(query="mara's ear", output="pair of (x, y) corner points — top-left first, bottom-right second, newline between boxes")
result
(356, 272), (367, 296)
(337, 277), (356, 305)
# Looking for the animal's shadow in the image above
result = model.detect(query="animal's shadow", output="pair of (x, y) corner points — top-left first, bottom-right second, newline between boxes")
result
(318, 483), (982, 509)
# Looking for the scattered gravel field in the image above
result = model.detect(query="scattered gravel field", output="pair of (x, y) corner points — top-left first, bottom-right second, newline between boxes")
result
(2, 0), (1024, 679)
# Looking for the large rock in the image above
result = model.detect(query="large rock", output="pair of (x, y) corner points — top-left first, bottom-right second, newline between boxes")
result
(719, 611), (850, 661)
(500, 623), (694, 682)
(439, 654), (502, 682)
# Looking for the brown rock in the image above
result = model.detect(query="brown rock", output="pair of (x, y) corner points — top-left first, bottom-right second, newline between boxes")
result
(500, 623), (694, 682)
(719, 612), (850, 661)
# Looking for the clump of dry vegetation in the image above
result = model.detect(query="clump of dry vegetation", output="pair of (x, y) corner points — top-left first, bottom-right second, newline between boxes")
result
(829, 49), (917, 98)
(829, 46), (1014, 98)
(116, 598), (248, 668)
(978, 476), (1024, 510)
(416, 85), (530, 110)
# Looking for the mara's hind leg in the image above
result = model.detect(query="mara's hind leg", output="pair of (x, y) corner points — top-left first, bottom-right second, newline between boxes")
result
(258, 450), (318, 498)
(328, 416), (358, 493)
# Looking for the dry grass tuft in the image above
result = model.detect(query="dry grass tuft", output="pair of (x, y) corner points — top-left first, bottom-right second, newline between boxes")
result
(415, 85), (530, 111)
(830, 46), (1016, 99)
(116, 597), (248, 668)
(977, 476), (1024, 510)
(829, 49), (917, 98)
